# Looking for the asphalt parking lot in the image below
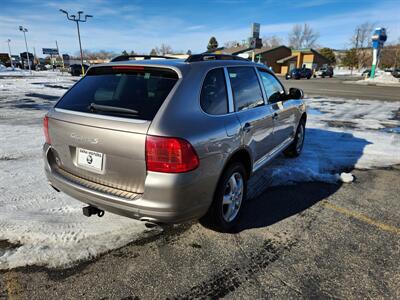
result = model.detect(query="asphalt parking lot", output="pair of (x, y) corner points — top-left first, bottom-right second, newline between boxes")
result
(280, 75), (400, 101)
(0, 75), (399, 299)
(1, 167), (399, 299)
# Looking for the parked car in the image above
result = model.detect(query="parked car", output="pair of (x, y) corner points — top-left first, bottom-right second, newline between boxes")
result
(286, 68), (312, 80)
(43, 54), (306, 231)
(391, 68), (400, 78)
(362, 69), (371, 77)
(35, 64), (47, 71)
(69, 64), (89, 76)
(315, 66), (333, 78)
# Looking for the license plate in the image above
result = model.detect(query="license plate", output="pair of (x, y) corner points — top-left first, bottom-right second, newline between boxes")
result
(77, 148), (104, 171)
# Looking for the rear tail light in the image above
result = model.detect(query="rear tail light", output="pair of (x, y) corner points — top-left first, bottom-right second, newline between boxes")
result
(146, 136), (199, 173)
(43, 115), (51, 144)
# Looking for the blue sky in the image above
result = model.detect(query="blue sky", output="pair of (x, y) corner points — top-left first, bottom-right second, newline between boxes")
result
(0, 0), (399, 56)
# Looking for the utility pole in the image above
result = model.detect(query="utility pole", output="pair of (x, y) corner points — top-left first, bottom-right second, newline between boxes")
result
(6, 39), (14, 70)
(59, 9), (93, 76)
(355, 28), (360, 70)
(350, 28), (360, 76)
(33, 47), (38, 66)
(19, 26), (31, 73)
(56, 40), (64, 68)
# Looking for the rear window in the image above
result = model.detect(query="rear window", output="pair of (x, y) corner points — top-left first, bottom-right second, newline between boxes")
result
(56, 66), (179, 120)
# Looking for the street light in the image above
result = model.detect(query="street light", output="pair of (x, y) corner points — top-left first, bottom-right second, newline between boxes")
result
(59, 9), (93, 75)
(19, 26), (31, 73)
(6, 39), (14, 70)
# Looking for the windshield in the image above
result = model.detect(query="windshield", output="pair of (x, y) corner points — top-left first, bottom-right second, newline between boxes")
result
(56, 66), (179, 120)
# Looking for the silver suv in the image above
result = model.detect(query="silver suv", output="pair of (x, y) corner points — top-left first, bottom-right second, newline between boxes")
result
(43, 54), (306, 231)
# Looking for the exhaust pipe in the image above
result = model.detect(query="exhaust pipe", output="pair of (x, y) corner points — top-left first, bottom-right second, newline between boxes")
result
(144, 222), (158, 229)
(140, 217), (160, 229)
(82, 206), (104, 217)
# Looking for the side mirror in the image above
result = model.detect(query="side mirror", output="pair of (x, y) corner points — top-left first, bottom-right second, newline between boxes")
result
(288, 88), (304, 100)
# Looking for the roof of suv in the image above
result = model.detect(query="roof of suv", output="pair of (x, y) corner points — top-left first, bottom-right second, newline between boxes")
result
(91, 58), (266, 78)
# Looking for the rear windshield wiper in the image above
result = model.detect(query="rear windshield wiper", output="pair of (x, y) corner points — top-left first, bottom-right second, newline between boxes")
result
(88, 103), (139, 116)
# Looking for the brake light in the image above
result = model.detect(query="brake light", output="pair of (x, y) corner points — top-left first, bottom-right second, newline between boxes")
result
(146, 136), (199, 173)
(112, 66), (144, 71)
(43, 115), (51, 144)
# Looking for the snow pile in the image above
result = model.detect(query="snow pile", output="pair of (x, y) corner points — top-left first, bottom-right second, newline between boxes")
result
(364, 71), (400, 84)
(0, 74), (399, 269)
(338, 172), (354, 183)
(0, 64), (6, 71)
(354, 70), (400, 85)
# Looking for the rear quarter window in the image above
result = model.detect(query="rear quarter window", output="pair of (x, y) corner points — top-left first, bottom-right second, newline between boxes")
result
(56, 66), (179, 120)
(200, 68), (228, 115)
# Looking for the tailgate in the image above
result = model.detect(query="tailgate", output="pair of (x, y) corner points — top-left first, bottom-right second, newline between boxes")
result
(49, 112), (149, 193)
(47, 65), (179, 194)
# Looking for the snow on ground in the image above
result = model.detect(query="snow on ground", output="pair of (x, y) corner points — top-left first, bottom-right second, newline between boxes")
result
(0, 68), (69, 77)
(351, 71), (400, 86)
(249, 97), (400, 191)
(333, 67), (364, 76)
(363, 71), (400, 84)
(0, 73), (399, 269)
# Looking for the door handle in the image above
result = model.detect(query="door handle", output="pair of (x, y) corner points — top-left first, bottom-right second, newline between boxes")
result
(243, 122), (253, 132)
(272, 112), (279, 120)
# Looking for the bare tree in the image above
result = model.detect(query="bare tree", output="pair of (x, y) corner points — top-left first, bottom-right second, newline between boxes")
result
(81, 50), (116, 60)
(155, 44), (173, 55)
(302, 24), (319, 48)
(350, 22), (375, 68)
(262, 35), (283, 48)
(288, 24), (319, 48)
(288, 24), (304, 48)
(224, 40), (241, 48)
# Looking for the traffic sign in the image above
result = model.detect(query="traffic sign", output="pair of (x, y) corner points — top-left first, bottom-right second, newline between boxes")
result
(42, 48), (59, 55)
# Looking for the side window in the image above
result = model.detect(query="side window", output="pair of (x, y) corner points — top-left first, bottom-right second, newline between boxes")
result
(228, 67), (264, 112)
(258, 69), (285, 103)
(200, 68), (228, 115)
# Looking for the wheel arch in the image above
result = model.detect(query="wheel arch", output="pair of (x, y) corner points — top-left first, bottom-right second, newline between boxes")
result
(222, 148), (253, 179)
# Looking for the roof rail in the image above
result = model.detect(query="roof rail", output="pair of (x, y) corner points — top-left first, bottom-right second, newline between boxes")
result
(110, 54), (177, 62)
(185, 54), (249, 62)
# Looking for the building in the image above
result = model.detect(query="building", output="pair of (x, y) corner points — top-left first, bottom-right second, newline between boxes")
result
(251, 46), (292, 73)
(278, 48), (331, 74)
(209, 45), (252, 55)
(212, 45), (331, 74)
(332, 49), (347, 66)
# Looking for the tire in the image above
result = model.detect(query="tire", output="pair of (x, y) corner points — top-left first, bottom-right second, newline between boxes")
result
(284, 119), (306, 158)
(307, 76), (311, 79)
(201, 162), (247, 232)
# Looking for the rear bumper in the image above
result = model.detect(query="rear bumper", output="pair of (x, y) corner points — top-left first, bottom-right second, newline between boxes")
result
(43, 144), (216, 223)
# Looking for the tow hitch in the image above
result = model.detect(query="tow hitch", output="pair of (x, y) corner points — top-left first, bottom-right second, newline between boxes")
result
(83, 206), (105, 217)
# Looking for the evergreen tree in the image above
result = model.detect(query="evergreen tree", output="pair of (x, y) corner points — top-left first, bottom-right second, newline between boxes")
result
(342, 48), (358, 68)
(319, 48), (336, 64)
(207, 37), (219, 51)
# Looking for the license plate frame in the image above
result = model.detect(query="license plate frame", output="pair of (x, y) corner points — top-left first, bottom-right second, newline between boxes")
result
(77, 148), (104, 172)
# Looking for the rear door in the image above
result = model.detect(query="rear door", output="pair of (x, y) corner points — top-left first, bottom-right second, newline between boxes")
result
(257, 68), (297, 146)
(48, 65), (179, 193)
(227, 66), (275, 163)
